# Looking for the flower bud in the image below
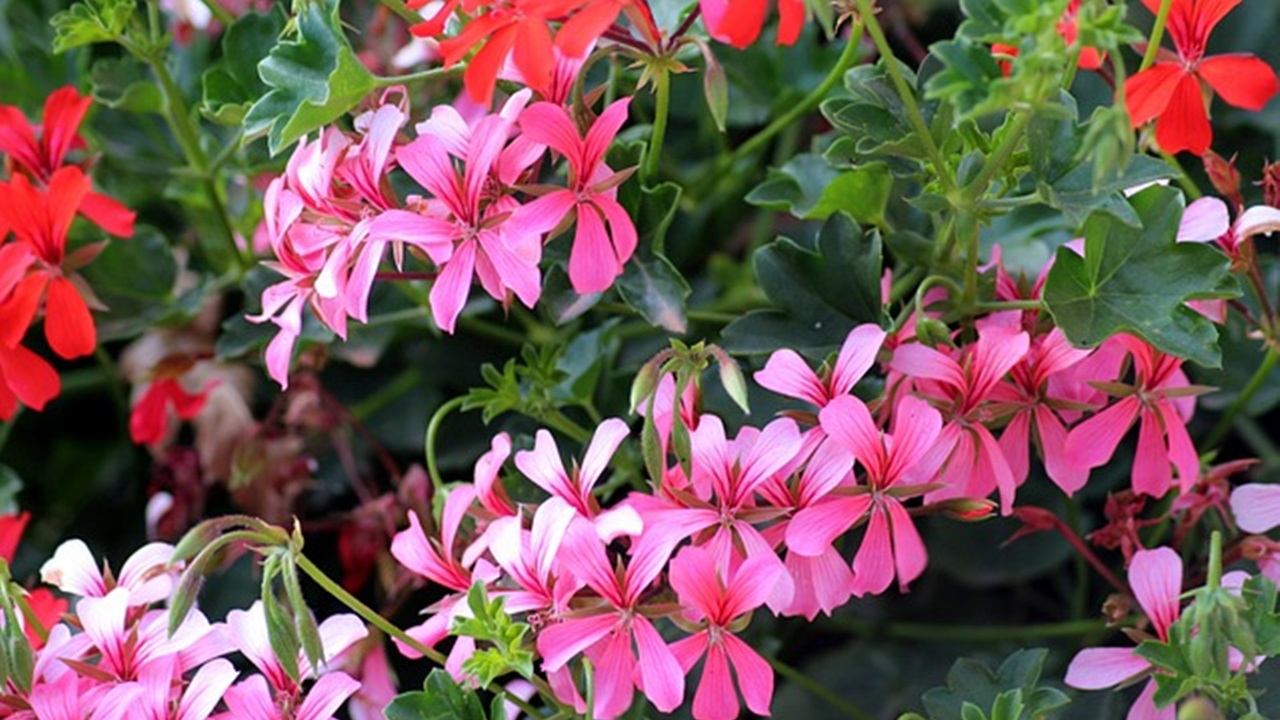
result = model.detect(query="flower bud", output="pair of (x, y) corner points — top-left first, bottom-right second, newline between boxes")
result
(1202, 151), (1243, 209)
(932, 497), (997, 521)
(1263, 160), (1280, 209)
(1178, 697), (1225, 720)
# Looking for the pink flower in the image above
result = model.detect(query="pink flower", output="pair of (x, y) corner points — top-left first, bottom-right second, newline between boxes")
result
(890, 325), (1030, 513)
(1231, 484), (1280, 534)
(117, 655), (238, 720)
(668, 546), (777, 720)
(40, 539), (179, 606)
(536, 518), (683, 719)
(216, 672), (360, 720)
(76, 588), (230, 680)
(1064, 336), (1200, 498)
(787, 395), (949, 596)
(394, 98), (543, 332)
(1065, 547), (1183, 720)
(224, 601), (367, 695)
(754, 323), (886, 410)
(486, 497), (580, 614)
(515, 417), (628, 518)
(513, 99), (636, 293)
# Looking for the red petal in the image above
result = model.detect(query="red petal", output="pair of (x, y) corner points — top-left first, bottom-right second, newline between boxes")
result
(45, 167), (91, 258)
(0, 273), (49, 349)
(513, 20), (555, 94)
(0, 106), (43, 177)
(555, 0), (622, 58)
(462, 26), (518, 106)
(0, 512), (30, 563)
(1125, 63), (1186, 128)
(129, 382), (170, 446)
(1198, 54), (1278, 111)
(776, 0), (805, 45)
(44, 276), (95, 360)
(713, 0), (767, 49)
(0, 342), (61, 412)
(78, 191), (136, 238)
(1155, 72), (1212, 155)
(40, 86), (92, 169)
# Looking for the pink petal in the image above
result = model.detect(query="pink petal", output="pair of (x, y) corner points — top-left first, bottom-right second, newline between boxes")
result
(1177, 197), (1230, 243)
(176, 659), (237, 720)
(819, 395), (883, 475)
(1231, 484), (1280, 533)
(582, 98), (631, 175)
(786, 495), (872, 557)
(538, 613), (617, 671)
(782, 546), (854, 619)
(515, 429), (575, 506)
(429, 238), (477, 333)
(578, 418), (629, 495)
(1158, 401), (1200, 493)
(1127, 677), (1177, 720)
(1236, 205), (1280, 242)
(669, 545), (723, 619)
(1130, 546), (1183, 639)
(519, 102), (585, 170)
(850, 504), (895, 596)
(1037, 406), (1087, 495)
(296, 672), (361, 720)
(691, 643), (740, 720)
(595, 196), (637, 270)
(221, 676), (279, 720)
(999, 411), (1032, 489)
(890, 343), (965, 388)
(567, 203), (619, 293)
(755, 349), (827, 406)
(1132, 408), (1172, 498)
(886, 498), (927, 591)
(1063, 647), (1151, 690)
(632, 616), (684, 712)
(724, 633), (773, 717)
(589, 630), (636, 720)
(1065, 395), (1140, 473)
(829, 324), (887, 396)
(886, 394), (947, 485)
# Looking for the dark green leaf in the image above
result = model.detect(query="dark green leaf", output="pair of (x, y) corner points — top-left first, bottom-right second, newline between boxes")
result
(243, 0), (376, 155)
(1039, 155), (1178, 227)
(201, 8), (288, 125)
(747, 154), (892, 224)
(616, 182), (689, 333)
(79, 226), (179, 342)
(90, 57), (162, 113)
(1043, 186), (1238, 367)
(385, 669), (490, 720)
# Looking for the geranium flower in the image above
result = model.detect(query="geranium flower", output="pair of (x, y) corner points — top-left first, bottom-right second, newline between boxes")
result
(1125, 0), (1278, 155)
(130, 374), (217, 448)
(754, 323), (886, 411)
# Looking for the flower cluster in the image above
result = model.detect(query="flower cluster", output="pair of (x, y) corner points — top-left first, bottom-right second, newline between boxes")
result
(0, 535), (369, 719)
(0, 88), (134, 420)
(250, 90), (636, 388)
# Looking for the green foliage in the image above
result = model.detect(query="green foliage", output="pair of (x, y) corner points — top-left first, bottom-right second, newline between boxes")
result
(79, 226), (189, 342)
(201, 7), (288, 125)
(242, 0), (375, 155)
(902, 648), (1070, 720)
(1043, 186), (1240, 367)
(49, 0), (134, 52)
(452, 582), (535, 688)
(385, 669), (508, 720)
(89, 56), (162, 113)
(616, 182), (691, 333)
(746, 154), (893, 225)
(723, 212), (884, 356)
(822, 61), (937, 171)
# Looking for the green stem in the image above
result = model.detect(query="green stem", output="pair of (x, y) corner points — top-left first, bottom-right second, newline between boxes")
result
(852, 0), (958, 199)
(974, 299), (1045, 312)
(1207, 530), (1223, 589)
(0, 409), (20, 457)
(962, 109), (1036, 204)
(350, 368), (421, 420)
(1139, 0), (1174, 73)
(377, 0), (422, 24)
(1203, 346), (1280, 449)
(1160, 151), (1202, 199)
(715, 20), (864, 174)
(424, 396), (467, 491)
(295, 553), (448, 665)
(642, 67), (671, 184)
(541, 409), (592, 444)
(828, 617), (1108, 642)
(200, 0), (234, 26)
(373, 65), (463, 87)
(767, 656), (875, 720)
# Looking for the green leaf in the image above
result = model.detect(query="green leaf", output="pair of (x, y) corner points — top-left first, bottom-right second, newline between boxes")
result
(921, 649), (1064, 720)
(747, 154), (892, 224)
(615, 182), (690, 333)
(923, 38), (1004, 118)
(723, 213), (884, 356)
(1042, 186), (1238, 367)
(89, 57), (162, 113)
(79, 226), (180, 342)
(201, 7), (288, 125)
(243, 0), (376, 155)
(50, 0), (134, 52)
(385, 669), (490, 720)
(1039, 155), (1178, 228)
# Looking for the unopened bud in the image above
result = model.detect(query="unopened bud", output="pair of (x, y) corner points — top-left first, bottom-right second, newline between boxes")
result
(1003, 506), (1059, 546)
(914, 317), (953, 349)
(1202, 151), (1243, 209)
(1263, 160), (1280, 209)
(933, 497), (997, 521)
(1178, 697), (1224, 720)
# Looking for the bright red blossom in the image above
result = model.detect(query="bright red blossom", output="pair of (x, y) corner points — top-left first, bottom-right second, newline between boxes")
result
(1125, 0), (1278, 155)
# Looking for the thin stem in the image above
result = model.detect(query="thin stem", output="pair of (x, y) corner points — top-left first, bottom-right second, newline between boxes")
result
(853, 0), (958, 199)
(767, 656), (875, 720)
(962, 109), (1036, 204)
(667, 5), (702, 48)
(1207, 530), (1223, 589)
(827, 617), (1108, 642)
(424, 396), (467, 491)
(1160, 150), (1202, 199)
(295, 553), (448, 665)
(1039, 509), (1131, 597)
(0, 409), (20, 457)
(1203, 347), (1280, 449)
(641, 67), (671, 184)
(1139, 0), (1174, 73)
(377, 0), (422, 24)
(373, 65), (462, 87)
(541, 409), (593, 444)
(200, 0), (234, 26)
(974, 299), (1045, 312)
(714, 21), (864, 175)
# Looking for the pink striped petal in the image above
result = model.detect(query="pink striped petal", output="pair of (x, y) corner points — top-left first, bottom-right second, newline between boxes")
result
(1064, 647), (1150, 690)
(724, 633), (773, 717)
(829, 324), (887, 396)
(786, 495), (872, 557)
(755, 349), (827, 406)
(429, 239), (477, 333)
(296, 672), (361, 720)
(1132, 408), (1172, 498)
(890, 343), (965, 388)
(851, 504), (894, 596)
(1130, 547), (1183, 639)
(633, 616), (683, 712)
(538, 613), (617, 671)
(886, 498), (927, 591)
(1065, 396), (1140, 473)
(579, 418), (629, 495)
(691, 644), (739, 720)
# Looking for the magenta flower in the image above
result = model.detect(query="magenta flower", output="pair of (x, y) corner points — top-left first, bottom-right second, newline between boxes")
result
(1065, 547), (1184, 720)
(668, 546), (777, 720)
(754, 323), (886, 410)
(515, 417), (628, 518)
(1064, 336), (1200, 498)
(394, 104), (543, 332)
(890, 325), (1030, 513)
(787, 395), (949, 596)
(115, 655), (238, 720)
(77, 588), (230, 680)
(486, 496), (580, 613)
(514, 99), (637, 293)
(537, 518), (683, 719)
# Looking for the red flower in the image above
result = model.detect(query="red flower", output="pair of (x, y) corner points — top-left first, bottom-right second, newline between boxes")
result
(0, 512), (30, 563)
(0, 512), (66, 649)
(0, 86), (134, 237)
(0, 167), (100, 360)
(130, 375), (216, 447)
(1125, 0), (1278, 155)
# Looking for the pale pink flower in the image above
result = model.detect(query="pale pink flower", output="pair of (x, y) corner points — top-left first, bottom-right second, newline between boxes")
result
(224, 601), (367, 694)
(513, 99), (636, 293)
(536, 518), (683, 719)
(215, 672), (360, 720)
(668, 546), (777, 720)
(474, 432), (517, 517)
(1065, 547), (1183, 720)
(1231, 484), (1280, 533)
(77, 588), (230, 680)
(344, 639), (398, 720)
(114, 655), (238, 720)
(39, 539), (178, 606)
(754, 323), (886, 410)
(890, 324), (1030, 514)
(486, 496), (580, 614)
(1064, 336), (1200, 498)
(787, 395), (949, 596)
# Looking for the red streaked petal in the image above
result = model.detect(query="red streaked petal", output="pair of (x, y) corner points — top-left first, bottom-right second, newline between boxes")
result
(40, 86), (91, 169)
(1155, 73), (1212, 155)
(1198, 54), (1279, 111)
(1124, 63), (1186, 128)
(44, 276), (95, 360)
